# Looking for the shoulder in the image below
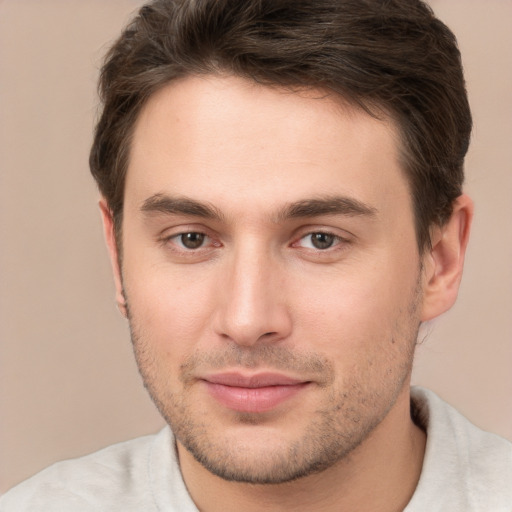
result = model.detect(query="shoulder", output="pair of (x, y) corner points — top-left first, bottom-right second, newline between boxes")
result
(0, 428), (172, 512)
(407, 387), (512, 511)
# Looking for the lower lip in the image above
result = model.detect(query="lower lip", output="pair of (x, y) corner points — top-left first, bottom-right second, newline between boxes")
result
(204, 381), (309, 413)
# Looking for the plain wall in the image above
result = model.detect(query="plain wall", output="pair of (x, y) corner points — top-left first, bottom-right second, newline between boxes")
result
(1, 0), (511, 493)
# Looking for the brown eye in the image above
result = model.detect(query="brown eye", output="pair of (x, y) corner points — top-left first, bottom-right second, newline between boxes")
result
(309, 232), (336, 249)
(179, 232), (206, 249)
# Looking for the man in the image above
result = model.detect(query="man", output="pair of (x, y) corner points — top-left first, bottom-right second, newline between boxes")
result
(1, 0), (510, 510)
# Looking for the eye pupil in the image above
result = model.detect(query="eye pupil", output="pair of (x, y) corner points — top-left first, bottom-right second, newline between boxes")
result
(181, 232), (205, 249)
(311, 232), (335, 249)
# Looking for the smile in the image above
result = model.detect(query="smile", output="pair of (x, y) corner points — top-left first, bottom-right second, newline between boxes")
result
(201, 372), (311, 413)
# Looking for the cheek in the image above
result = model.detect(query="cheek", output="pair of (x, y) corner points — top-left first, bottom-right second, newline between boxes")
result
(295, 292), (392, 372)
(291, 259), (420, 356)
(125, 274), (215, 397)
(124, 263), (216, 354)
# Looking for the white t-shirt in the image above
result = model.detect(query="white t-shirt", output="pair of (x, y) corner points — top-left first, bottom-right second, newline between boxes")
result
(1, 387), (511, 511)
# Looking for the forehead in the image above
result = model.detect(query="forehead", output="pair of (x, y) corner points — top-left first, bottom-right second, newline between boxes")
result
(125, 74), (411, 221)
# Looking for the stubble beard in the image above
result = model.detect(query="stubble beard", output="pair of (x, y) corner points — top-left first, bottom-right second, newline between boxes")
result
(122, 261), (423, 484)
(127, 319), (419, 485)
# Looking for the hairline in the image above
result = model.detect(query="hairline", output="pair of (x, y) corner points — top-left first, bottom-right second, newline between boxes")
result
(110, 71), (437, 257)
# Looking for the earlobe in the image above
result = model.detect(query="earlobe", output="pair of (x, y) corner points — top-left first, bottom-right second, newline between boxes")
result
(99, 199), (128, 318)
(420, 194), (473, 322)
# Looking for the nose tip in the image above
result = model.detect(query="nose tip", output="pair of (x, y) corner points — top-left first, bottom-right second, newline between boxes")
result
(216, 298), (291, 347)
(219, 327), (283, 347)
(213, 255), (292, 347)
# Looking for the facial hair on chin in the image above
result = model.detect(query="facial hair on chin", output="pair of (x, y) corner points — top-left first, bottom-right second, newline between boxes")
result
(127, 322), (419, 484)
(122, 266), (422, 484)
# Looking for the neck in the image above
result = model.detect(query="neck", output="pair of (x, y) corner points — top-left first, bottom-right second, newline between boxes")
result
(178, 386), (426, 512)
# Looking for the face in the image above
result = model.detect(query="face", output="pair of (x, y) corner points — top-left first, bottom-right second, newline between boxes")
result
(115, 75), (426, 483)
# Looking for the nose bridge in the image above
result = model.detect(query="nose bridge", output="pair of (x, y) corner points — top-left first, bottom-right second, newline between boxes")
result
(214, 237), (291, 346)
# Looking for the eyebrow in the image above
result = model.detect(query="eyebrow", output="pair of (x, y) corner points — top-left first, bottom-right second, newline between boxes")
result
(275, 196), (378, 221)
(140, 193), (377, 222)
(141, 194), (225, 221)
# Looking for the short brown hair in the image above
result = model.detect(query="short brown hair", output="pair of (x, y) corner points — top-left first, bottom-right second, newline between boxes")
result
(90, 0), (471, 251)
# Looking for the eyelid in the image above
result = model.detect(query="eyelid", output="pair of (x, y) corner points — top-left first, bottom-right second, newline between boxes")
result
(292, 224), (353, 242)
(168, 232), (210, 250)
(157, 223), (353, 255)
(295, 232), (345, 249)
(158, 225), (222, 251)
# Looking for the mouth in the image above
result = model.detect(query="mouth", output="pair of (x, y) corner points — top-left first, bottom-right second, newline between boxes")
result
(201, 372), (312, 413)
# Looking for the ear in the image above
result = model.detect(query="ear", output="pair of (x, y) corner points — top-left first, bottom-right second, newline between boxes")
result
(421, 194), (473, 322)
(99, 198), (127, 318)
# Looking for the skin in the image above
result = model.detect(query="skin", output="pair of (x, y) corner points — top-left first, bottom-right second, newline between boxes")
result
(101, 75), (472, 511)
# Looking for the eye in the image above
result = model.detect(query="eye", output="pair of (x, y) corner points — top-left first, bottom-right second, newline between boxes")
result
(297, 232), (339, 250)
(171, 232), (210, 250)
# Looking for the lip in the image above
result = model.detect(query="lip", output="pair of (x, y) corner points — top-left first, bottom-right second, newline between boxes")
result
(201, 372), (311, 413)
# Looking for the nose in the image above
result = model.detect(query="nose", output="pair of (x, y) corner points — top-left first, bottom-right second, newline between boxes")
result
(213, 243), (292, 347)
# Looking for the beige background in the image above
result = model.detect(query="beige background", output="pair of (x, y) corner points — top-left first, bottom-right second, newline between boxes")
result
(0, 0), (511, 494)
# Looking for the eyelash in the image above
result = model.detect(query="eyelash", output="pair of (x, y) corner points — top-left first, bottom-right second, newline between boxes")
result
(161, 229), (349, 254)
(293, 231), (347, 251)
(163, 231), (218, 251)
